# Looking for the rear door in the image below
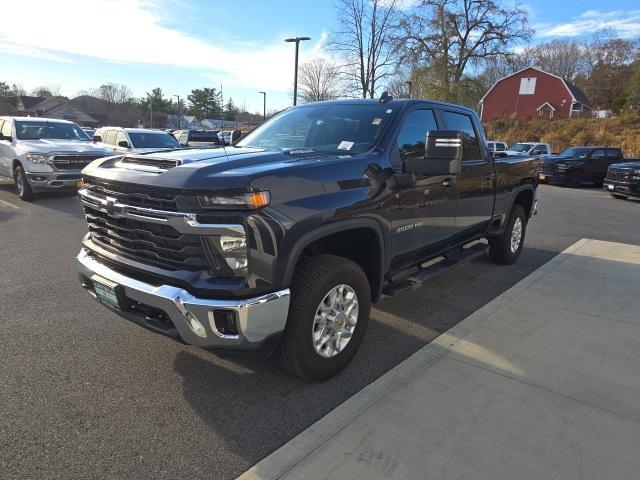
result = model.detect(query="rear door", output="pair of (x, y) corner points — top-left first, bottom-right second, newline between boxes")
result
(0, 120), (14, 177)
(390, 108), (457, 269)
(442, 110), (494, 240)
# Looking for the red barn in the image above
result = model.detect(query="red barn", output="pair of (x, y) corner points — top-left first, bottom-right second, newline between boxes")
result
(480, 67), (592, 122)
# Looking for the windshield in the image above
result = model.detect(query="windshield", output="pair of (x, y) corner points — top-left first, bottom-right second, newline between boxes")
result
(559, 147), (590, 158)
(15, 120), (91, 141)
(237, 104), (396, 154)
(510, 143), (533, 152)
(128, 132), (180, 149)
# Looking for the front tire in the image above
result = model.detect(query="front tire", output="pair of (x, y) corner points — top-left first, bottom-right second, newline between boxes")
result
(14, 164), (35, 201)
(277, 254), (371, 381)
(489, 204), (527, 265)
(566, 170), (583, 188)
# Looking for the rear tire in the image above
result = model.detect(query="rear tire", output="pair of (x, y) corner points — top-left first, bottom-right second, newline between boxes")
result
(13, 164), (35, 201)
(489, 204), (526, 265)
(566, 170), (583, 188)
(277, 254), (371, 381)
(610, 193), (628, 200)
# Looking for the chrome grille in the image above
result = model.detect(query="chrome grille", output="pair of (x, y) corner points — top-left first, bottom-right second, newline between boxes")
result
(84, 180), (182, 212)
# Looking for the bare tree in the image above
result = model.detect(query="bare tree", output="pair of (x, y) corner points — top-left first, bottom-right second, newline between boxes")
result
(331, 0), (400, 98)
(299, 58), (341, 102)
(398, 0), (532, 102)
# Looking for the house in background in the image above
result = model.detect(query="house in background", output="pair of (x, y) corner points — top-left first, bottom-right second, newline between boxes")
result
(480, 67), (593, 122)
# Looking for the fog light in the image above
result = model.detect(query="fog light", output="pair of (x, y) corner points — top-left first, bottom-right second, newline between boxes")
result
(212, 310), (238, 336)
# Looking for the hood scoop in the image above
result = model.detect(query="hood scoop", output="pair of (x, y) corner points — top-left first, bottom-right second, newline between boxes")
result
(118, 155), (181, 173)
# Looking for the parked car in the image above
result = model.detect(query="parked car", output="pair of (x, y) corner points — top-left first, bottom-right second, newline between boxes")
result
(539, 147), (624, 187)
(0, 116), (113, 200)
(174, 129), (221, 147)
(505, 142), (551, 158)
(603, 160), (640, 199)
(217, 130), (243, 145)
(94, 127), (181, 153)
(76, 97), (539, 380)
(487, 141), (508, 154)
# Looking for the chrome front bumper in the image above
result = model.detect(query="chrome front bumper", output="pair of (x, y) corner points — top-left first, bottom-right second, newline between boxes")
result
(76, 248), (290, 349)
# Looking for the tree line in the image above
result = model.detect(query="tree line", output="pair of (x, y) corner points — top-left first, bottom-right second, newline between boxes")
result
(298, 0), (640, 113)
(0, 82), (245, 127)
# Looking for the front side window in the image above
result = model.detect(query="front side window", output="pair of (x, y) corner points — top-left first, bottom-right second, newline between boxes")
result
(237, 104), (397, 155)
(395, 109), (437, 162)
(590, 149), (605, 161)
(128, 132), (180, 149)
(559, 147), (589, 158)
(443, 111), (481, 160)
(15, 121), (90, 141)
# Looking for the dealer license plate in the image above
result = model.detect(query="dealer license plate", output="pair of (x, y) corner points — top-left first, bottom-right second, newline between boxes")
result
(92, 276), (123, 311)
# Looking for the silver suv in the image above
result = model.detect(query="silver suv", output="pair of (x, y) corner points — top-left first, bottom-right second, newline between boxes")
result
(94, 127), (181, 153)
(0, 117), (113, 200)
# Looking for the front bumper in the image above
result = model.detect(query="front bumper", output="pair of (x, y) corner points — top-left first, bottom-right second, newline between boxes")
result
(27, 171), (82, 191)
(76, 248), (290, 350)
(538, 171), (567, 183)
(603, 180), (640, 197)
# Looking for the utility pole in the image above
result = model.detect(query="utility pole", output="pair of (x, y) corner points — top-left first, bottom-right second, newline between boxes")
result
(172, 95), (180, 129)
(259, 91), (266, 120)
(149, 98), (153, 128)
(284, 36), (310, 106)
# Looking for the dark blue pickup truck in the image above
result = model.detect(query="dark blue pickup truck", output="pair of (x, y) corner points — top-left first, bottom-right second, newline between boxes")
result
(76, 96), (539, 380)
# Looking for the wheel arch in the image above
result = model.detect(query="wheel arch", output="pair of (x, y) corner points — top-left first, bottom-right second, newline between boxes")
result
(283, 218), (387, 302)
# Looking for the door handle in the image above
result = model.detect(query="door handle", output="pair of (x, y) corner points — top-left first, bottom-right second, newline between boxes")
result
(484, 172), (496, 180)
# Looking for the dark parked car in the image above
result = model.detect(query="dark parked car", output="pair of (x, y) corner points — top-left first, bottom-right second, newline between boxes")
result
(76, 97), (539, 380)
(174, 129), (221, 147)
(604, 160), (640, 199)
(539, 147), (624, 187)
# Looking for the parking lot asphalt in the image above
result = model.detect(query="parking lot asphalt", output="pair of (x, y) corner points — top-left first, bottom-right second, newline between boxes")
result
(1, 181), (639, 480)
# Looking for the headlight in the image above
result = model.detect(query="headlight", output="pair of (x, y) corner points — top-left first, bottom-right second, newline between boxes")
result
(25, 153), (50, 164)
(201, 235), (248, 277)
(197, 191), (270, 210)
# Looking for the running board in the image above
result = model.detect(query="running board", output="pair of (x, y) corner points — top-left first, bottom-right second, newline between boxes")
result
(382, 243), (488, 297)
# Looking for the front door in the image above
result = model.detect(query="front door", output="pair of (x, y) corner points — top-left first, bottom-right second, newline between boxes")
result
(442, 110), (494, 241)
(585, 148), (605, 182)
(389, 108), (457, 270)
(0, 120), (14, 177)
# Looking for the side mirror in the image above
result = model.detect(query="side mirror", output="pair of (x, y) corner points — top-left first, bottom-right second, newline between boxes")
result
(231, 129), (242, 144)
(0, 134), (12, 142)
(92, 135), (102, 142)
(404, 130), (463, 175)
(118, 140), (130, 148)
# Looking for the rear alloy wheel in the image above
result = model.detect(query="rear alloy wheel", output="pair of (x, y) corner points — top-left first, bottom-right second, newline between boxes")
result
(14, 164), (35, 201)
(277, 254), (370, 381)
(566, 170), (583, 188)
(489, 204), (527, 265)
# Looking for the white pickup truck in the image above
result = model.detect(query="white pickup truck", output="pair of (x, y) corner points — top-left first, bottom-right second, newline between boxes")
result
(505, 142), (551, 159)
(0, 117), (113, 200)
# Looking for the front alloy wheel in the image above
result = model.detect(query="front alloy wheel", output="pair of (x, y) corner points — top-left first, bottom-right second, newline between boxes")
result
(312, 285), (359, 358)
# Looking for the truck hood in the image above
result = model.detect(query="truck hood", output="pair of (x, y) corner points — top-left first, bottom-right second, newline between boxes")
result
(17, 139), (114, 155)
(81, 146), (363, 192)
(609, 161), (640, 168)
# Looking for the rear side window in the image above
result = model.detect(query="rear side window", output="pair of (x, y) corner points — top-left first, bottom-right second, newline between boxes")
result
(104, 130), (117, 145)
(443, 111), (481, 161)
(395, 109), (438, 162)
(606, 148), (621, 161)
(1, 120), (12, 137)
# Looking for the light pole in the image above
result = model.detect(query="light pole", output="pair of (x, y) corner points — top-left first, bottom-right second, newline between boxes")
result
(172, 95), (181, 129)
(405, 81), (412, 98)
(259, 91), (266, 120)
(284, 36), (310, 106)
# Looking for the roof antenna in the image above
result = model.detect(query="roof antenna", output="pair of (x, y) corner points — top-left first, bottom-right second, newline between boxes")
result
(378, 91), (393, 104)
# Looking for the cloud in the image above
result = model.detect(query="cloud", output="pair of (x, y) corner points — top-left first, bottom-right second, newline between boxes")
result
(538, 9), (640, 38)
(0, 0), (325, 93)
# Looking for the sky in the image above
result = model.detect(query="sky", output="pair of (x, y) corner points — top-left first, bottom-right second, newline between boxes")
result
(1, 0), (639, 114)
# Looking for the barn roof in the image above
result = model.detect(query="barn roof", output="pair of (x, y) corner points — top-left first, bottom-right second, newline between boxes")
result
(480, 67), (591, 107)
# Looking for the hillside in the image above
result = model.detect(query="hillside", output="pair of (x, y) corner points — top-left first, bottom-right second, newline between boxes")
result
(484, 113), (640, 157)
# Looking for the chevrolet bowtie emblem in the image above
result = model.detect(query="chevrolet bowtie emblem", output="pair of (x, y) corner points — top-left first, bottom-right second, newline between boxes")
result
(105, 196), (124, 218)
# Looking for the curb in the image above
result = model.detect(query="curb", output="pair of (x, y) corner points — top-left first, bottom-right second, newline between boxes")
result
(237, 238), (593, 480)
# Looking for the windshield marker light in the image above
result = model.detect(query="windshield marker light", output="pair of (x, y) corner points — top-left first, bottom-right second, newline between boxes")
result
(197, 191), (270, 210)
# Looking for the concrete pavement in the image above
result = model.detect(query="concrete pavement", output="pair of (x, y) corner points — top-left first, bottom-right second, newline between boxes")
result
(239, 239), (640, 480)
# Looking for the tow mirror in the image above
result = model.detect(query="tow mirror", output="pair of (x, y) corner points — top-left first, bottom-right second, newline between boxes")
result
(404, 130), (463, 175)
(118, 140), (130, 148)
(92, 135), (102, 142)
